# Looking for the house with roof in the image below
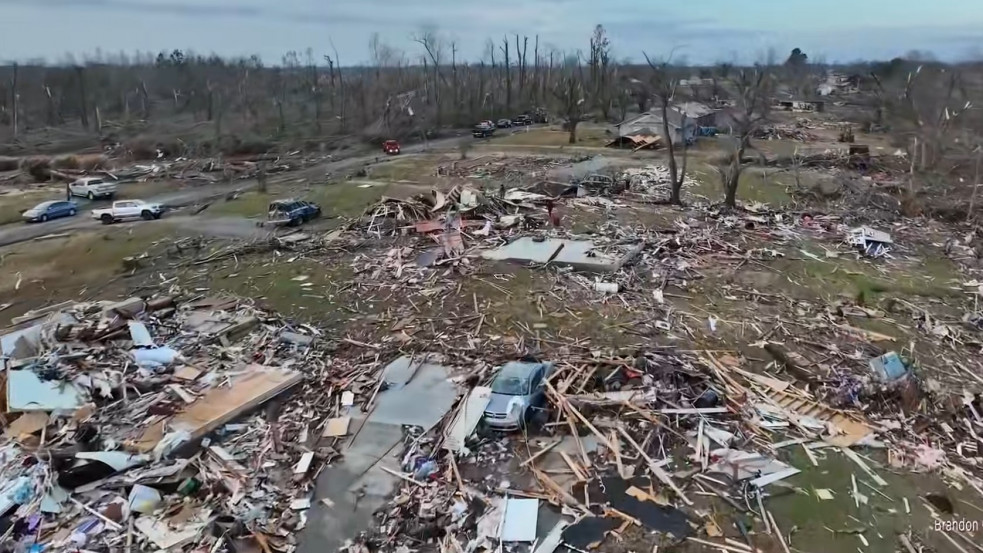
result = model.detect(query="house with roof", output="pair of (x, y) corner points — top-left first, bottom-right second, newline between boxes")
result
(614, 102), (717, 145)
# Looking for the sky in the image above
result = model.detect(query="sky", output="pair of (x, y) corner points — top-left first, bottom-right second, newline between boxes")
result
(2, 0), (983, 66)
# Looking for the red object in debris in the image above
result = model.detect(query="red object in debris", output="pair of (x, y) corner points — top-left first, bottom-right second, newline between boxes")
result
(546, 201), (562, 228)
(383, 139), (401, 155)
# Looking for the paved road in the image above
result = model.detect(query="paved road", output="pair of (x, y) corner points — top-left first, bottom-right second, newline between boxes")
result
(0, 135), (466, 248)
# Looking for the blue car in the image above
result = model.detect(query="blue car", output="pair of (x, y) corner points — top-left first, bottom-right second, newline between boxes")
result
(22, 200), (78, 223)
(267, 199), (322, 227)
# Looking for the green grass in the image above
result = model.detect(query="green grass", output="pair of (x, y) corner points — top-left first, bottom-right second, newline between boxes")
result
(775, 253), (962, 304)
(210, 182), (396, 219)
(765, 447), (969, 553)
(492, 127), (610, 147)
(366, 156), (442, 182)
(0, 224), (177, 323)
(689, 163), (796, 206)
(204, 258), (357, 323)
(460, 267), (642, 349)
(0, 181), (182, 226)
(0, 191), (53, 225)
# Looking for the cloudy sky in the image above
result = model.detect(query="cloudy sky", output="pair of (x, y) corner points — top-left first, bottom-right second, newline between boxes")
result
(2, 0), (983, 65)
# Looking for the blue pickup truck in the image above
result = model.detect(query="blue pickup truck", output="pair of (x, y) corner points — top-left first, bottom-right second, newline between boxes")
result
(267, 199), (322, 226)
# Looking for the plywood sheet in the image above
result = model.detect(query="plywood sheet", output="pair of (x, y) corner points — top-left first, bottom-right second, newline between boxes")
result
(170, 366), (302, 440)
(322, 416), (351, 438)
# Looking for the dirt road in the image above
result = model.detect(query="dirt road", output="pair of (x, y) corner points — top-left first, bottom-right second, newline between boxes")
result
(0, 136), (464, 248)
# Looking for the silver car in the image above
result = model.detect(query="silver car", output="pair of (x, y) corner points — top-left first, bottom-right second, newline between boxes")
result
(482, 361), (554, 431)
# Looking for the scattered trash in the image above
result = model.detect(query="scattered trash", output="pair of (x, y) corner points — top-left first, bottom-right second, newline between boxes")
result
(847, 226), (893, 257)
(869, 351), (910, 382)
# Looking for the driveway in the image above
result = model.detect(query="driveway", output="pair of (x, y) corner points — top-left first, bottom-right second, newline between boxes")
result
(0, 136), (470, 248)
(297, 355), (457, 553)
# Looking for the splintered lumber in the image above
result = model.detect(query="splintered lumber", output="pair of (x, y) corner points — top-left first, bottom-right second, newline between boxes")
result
(559, 451), (588, 481)
(546, 381), (616, 452)
(520, 439), (561, 467)
(531, 466), (585, 511)
(168, 366), (302, 443)
(764, 387), (874, 446)
(617, 426), (692, 505)
(380, 466), (426, 486)
(840, 448), (888, 487)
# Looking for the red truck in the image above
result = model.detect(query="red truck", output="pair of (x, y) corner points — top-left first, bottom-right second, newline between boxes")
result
(383, 139), (401, 155)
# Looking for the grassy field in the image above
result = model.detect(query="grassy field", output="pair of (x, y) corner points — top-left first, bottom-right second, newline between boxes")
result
(0, 223), (176, 323)
(492, 127), (611, 148)
(208, 181), (415, 220)
(0, 180), (187, 226)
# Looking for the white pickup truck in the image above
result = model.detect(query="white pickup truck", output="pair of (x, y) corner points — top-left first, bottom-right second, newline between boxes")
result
(91, 200), (166, 224)
(69, 176), (117, 200)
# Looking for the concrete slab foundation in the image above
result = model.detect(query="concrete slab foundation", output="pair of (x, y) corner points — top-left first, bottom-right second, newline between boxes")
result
(482, 237), (643, 273)
(298, 355), (456, 553)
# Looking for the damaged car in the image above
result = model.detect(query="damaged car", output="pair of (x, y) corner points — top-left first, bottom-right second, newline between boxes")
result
(482, 360), (553, 431)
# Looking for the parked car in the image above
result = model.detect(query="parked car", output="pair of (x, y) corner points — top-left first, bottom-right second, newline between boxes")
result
(512, 114), (532, 126)
(267, 199), (321, 226)
(69, 177), (117, 200)
(472, 123), (495, 138)
(22, 200), (78, 223)
(383, 139), (401, 155)
(496, 118), (513, 128)
(91, 200), (165, 224)
(482, 360), (554, 431)
(480, 120), (495, 129)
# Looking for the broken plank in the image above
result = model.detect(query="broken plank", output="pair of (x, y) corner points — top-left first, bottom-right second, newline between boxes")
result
(520, 439), (561, 467)
(617, 426), (692, 505)
(840, 447), (888, 487)
(659, 407), (728, 414)
(166, 366), (302, 445)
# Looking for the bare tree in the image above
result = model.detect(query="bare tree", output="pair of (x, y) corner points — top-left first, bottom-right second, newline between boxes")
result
(872, 64), (972, 173)
(552, 58), (587, 144)
(501, 37), (512, 113)
(588, 25), (613, 120)
(10, 63), (18, 137)
(716, 65), (773, 208)
(645, 52), (689, 205)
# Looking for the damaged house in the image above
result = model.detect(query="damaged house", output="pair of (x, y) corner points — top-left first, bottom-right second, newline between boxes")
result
(610, 102), (717, 149)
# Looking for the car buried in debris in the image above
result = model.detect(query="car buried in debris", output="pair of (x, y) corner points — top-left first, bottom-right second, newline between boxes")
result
(482, 360), (553, 431)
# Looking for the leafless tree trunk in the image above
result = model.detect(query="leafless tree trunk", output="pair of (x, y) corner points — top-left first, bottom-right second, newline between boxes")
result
(717, 66), (773, 208)
(307, 49), (322, 135)
(44, 85), (56, 126)
(645, 53), (689, 205)
(533, 35), (540, 106)
(10, 63), (19, 137)
(552, 61), (587, 144)
(501, 37), (512, 113)
(139, 80), (150, 119)
(75, 65), (89, 130)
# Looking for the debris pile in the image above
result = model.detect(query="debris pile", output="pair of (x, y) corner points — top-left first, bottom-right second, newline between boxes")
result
(621, 165), (700, 198)
(436, 155), (580, 181)
(0, 295), (352, 552)
(754, 124), (818, 141)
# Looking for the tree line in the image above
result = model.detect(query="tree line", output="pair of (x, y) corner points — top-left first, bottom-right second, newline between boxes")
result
(0, 27), (980, 210)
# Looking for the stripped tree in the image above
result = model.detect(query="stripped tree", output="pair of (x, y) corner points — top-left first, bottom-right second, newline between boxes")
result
(645, 51), (689, 205)
(552, 56), (587, 144)
(716, 65), (773, 208)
